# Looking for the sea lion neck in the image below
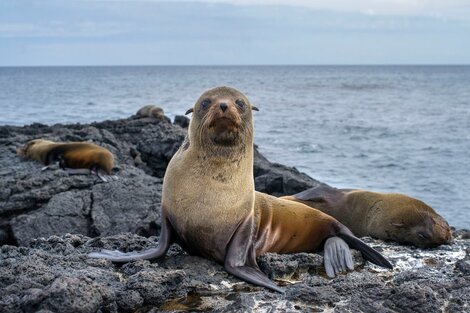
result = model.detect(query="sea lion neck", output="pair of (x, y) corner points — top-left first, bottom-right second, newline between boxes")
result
(185, 138), (254, 175)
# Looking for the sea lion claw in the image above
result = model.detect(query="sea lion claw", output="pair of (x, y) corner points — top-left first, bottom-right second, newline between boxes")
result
(96, 171), (108, 182)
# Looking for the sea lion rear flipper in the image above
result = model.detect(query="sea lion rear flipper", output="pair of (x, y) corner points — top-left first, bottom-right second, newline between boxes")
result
(224, 217), (284, 293)
(293, 184), (347, 203)
(88, 216), (174, 263)
(65, 168), (92, 175)
(95, 169), (119, 182)
(336, 224), (393, 269)
(323, 237), (354, 278)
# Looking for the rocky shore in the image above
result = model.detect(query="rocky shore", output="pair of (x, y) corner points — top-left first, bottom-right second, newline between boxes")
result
(0, 114), (469, 312)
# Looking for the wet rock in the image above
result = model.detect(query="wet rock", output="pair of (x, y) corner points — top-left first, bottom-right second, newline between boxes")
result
(1, 115), (468, 312)
(0, 232), (468, 312)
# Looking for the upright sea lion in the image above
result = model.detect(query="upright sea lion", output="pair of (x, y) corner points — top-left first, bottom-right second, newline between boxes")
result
(17, 139), (115, 181)
(282, 185), (452, 248)
(89, 87), (392, 292)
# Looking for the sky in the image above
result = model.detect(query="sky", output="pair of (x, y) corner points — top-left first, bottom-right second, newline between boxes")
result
(1, 0), (470, 66)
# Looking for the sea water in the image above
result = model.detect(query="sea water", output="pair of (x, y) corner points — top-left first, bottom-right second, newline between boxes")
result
(0, 65), (469, 228)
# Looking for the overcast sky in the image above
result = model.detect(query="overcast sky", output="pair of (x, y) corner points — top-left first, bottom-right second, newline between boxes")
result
(1, 0), (469, 65)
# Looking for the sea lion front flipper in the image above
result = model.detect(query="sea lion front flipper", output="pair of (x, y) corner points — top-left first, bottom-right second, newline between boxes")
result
(224, 217), (284, 293)
(95, 169), (119, 182)
(88, 216), (174, 263)
(224, 264), (284, 293)
(323, 237), (354, 278)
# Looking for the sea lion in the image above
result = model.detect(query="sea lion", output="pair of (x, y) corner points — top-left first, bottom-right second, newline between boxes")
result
(89, 87), (392, 292)
(282, 185), (452, 248)
(17, 139), (115, 181)
(136, 105), (167, 120)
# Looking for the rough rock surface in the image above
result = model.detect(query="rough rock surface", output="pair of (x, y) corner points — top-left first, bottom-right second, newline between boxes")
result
(1, 115), (468, 312)
(0, 115), (319, 246)
(0, 231), (468, 312)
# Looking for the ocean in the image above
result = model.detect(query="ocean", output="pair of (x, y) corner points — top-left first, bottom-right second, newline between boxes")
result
(0, 65), (469, 229)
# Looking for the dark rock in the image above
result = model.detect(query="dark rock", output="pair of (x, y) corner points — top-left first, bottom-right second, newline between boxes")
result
(174, 115), (190, 128)
(253, 147), (323, 196)
(0, 115), (316, 246)
(1, 115), (469, 312)
(0, 233), (468, 312)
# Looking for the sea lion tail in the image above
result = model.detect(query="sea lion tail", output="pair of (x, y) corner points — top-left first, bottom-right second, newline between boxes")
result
(337, 226), (393, 270)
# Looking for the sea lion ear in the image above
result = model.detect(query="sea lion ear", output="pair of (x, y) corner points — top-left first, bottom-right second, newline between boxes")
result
(185, 108), (194, 115)
(391, 222), (404, 227)
(251, 106), (259, 111)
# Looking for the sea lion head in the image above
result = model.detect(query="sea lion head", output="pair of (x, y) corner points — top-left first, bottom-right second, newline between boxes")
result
(17, 139), (56, 159)
(185, 86), (258, 156)
(378, 194), (452, 248)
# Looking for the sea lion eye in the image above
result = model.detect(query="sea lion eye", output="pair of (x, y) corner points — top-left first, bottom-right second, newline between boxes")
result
(418, 232), (430, 240)
(236, 99), (245, 108)
(201, 99), (211, 109)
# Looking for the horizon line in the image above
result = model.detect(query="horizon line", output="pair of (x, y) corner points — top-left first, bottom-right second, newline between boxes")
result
(1, 64), (470, 68)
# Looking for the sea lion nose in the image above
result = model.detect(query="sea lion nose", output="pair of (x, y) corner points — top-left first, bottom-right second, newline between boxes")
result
(219, 103), (228, 112)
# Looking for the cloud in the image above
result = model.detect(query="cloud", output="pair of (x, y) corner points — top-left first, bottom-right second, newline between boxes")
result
(0, 21), (132, 38)
(1, 0), (469, 65)
(89, 0), (470, 20)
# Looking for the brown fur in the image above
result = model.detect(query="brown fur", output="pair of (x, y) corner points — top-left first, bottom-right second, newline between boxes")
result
(162, 86), (256, 262)
(17, 139), (114, 173)
(88, 87), (392, 292)
(255, 192), (338, 255)
(136, 105), (165, 119)
(164, 87), (389, 274)
(283, 187), (452, 248)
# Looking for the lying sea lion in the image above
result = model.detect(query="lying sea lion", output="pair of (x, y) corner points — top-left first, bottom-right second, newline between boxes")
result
(136, 105), (166, 120)
(89, 87), (392, 292)
(17, 139), (115, 181)
(282, 185), (452, 248)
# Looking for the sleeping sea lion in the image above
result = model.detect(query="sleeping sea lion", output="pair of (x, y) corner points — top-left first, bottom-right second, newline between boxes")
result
(88, 86), (392, 292)
(17, 139), (115, 181)
(136, 105), (168, 121)
(282, 185), (452, 248)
